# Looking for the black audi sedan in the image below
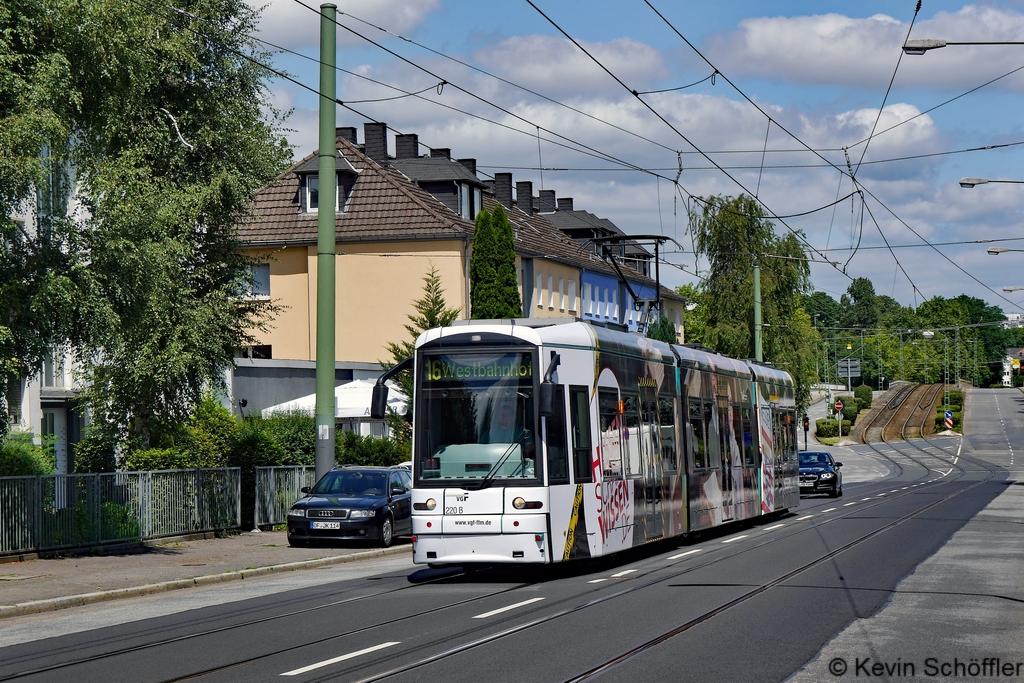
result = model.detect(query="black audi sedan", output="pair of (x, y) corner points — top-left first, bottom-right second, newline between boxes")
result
(287, 466), (412, 547)
(799, 451), (843, 497)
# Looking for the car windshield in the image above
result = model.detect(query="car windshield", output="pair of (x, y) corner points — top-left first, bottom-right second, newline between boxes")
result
(311, 470), (388, 496)
(799, 453), (831, 467)
(416, 350), (538, 485)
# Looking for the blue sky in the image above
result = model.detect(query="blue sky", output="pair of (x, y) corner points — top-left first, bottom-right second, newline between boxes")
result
(254, 0), (1024, 313)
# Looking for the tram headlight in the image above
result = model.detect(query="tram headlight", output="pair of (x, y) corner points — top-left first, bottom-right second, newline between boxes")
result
(513, 497), (526, 509)
(414, 498), (437, 511)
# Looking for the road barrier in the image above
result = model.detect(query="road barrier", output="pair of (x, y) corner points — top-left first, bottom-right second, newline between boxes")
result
(254, 466), (316, 528)
(0, 468), (240, 556)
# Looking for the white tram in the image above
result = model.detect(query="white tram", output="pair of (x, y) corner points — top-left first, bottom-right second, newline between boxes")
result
(372, 319), (800, 565)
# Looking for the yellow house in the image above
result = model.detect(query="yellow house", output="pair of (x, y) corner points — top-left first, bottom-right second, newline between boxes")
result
(235, 123), (685, 415)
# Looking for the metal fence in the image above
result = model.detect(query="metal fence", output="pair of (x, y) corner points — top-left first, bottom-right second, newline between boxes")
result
(254, 466), (316, 528)
(0, 468), (240, 556)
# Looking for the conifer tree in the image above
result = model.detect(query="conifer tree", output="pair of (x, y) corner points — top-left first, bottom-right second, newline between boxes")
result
(470, 205), (522, 319)
(646, 315), (678, 344)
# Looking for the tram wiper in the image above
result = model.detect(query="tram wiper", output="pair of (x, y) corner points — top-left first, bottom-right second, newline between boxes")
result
(473, 431), (532, 491)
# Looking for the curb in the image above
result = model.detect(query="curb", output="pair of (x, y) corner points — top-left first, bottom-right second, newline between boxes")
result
(0, 544), (410, 620)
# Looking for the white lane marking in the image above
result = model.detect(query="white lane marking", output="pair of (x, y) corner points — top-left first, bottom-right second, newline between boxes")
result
(939, 468), (952, 477)
(610, 569), (637, 578)
(862, 498), (873, 501)
(843, 502), (857, 507)
(669, 549), (703, 560)
(281, 642), (400, 676)
(762, 523), (785, 531)
(890, 490), (899, 493)
(472, 597), (545, 619)
(722, 535), (748, 544)
(901, 487), (909, 490)
(587, 578), (608, 584)
(796, 515), (813, 521)
(821, 508), (837, 512)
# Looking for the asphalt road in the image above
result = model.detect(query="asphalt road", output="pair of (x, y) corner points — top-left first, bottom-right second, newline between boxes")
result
(0, 389), (1018, 683)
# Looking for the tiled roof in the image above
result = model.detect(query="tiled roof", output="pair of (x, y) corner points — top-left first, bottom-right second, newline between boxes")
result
(238, 136), (474, 245)
(238, 135), (681, 303)
(390, 157), (486, 186)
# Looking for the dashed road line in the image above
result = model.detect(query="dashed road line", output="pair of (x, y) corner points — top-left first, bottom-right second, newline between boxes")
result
(473, 597), (545, 619)
(722, 535), (748, 544)
(281, 642), (400, 676)
(668, 549), (702, 560)
(610, 569), (637, 578)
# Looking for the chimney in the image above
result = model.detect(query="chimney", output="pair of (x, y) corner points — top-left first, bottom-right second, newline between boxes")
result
(516, 181), (534, 213)
(336, 127), (357, 144)
(431, 147), (451, 159)
(537, 189), (556, 213)
(494, 173), (513, 209)
(557, 197), (574, 212)
(395, 133), (419, 159)
(363, 122), (388, 164)
(457, 158), (477, 176)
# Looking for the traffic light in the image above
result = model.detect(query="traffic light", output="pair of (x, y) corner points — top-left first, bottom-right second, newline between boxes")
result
(802, 415), (810, 432)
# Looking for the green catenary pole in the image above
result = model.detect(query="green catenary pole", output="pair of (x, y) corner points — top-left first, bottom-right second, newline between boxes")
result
(753, 263), (763, 362)
(315, 3), (337, 481)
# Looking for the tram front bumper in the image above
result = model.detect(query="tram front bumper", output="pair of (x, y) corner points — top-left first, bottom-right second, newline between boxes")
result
(413, 533), (548, 564)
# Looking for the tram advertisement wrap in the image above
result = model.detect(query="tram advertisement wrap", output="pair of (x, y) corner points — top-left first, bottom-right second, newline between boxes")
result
(759, 406), (775, 513)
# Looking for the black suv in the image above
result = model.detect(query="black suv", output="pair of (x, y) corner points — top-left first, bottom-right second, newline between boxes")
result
(287, 466), (412, 547)
(799, 451), (843, 497)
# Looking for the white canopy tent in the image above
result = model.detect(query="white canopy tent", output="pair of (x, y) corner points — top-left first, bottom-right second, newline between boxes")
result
(261, 379), (407, 422)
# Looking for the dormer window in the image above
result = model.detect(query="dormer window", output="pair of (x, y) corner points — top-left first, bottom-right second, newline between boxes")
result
(296, 151), (358, 213)
(457, 183), (482, 220)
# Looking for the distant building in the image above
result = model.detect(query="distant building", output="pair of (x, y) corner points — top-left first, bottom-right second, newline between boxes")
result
(1005, 313), (1023, 329)
(1002, 348), (1024, 387)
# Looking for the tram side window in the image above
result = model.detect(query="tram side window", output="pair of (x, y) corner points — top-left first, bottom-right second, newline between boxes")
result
(622, 393), (641, 477)
(687, 400), (707, 470)
(598, 389), (623, 478)
(546, 385), (569, 485)
(659, 398), (677, 473)
(704, 401), (722, 470)
(741, 406), (756, 467)
(569, 386), (593, 483)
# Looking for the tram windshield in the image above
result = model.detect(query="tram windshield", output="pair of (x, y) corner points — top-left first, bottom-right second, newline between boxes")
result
(416, 350), (538, 486)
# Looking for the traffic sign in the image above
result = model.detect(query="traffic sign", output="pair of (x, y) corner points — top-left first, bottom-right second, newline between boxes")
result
(838, 358), (861, 378)
(835, 399), (844, 413)
(944, 410), (954, 430)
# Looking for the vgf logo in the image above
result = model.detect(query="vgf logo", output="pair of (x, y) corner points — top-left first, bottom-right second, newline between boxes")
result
(456, 494), (469, 502)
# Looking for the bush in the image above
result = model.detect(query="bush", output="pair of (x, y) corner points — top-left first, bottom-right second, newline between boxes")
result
(854, 384), (873, 410)
(944, 390), (964, 408)
(120, 447), (192, 471)
(185, 397), (239, 468)
(259, 412), (316, 465)
(336, 431), (406, 467)
(815, 418), (852, 439)
(74, 426), (117, 472)
(835, 396), (859, 425)
(101, 501), (142, 539)
(0, 433), (55, 476)
(229, 417), (289, 528)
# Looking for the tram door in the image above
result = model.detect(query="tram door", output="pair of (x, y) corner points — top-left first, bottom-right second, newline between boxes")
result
(639, 386), (663, 540)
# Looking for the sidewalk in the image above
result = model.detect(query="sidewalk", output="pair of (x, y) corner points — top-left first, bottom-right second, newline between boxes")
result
(0, 531), (409, 617)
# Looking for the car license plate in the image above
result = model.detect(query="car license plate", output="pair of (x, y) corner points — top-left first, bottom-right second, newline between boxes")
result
(310, 521), (341, 530)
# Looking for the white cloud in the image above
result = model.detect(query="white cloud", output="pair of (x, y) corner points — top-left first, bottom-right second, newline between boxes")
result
(251, 0), (440, 51)
(705, 5), (1024, 91)
(474, 35), (666, 96)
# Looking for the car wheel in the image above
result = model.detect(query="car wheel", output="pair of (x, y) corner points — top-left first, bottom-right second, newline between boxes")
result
(379, 516), (394, 548)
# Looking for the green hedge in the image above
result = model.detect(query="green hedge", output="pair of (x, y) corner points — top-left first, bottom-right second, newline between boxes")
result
(944, 390), (964, 408)
(854, 384), (873, 410)
(816, 418), (853, 439)
(0, 433), (56, 476)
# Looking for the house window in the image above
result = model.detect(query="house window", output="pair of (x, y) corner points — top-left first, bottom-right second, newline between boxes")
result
(559, 278), (565, 311)
(536, 274), (544, 309)
(42, 352), (64, 388)
(459, 183), (472, 220)
(305, 175), (348, 212)
(611, 289), (618, 320)
(568, 280), (577, 314)
(250, 264), (270, 299)
(548, 276), (554, 309)
(584, 283), (592, 315)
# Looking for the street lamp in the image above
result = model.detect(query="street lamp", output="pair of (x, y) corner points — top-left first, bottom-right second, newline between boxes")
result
(904, 39), (1024, 55)
(1004, 286), (1024, 293)
(960, 177), (1024, 189)
(988, 247), (1024, 255)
